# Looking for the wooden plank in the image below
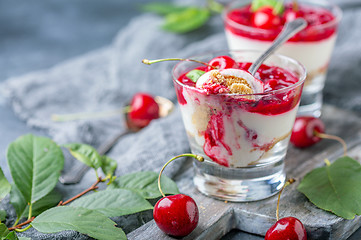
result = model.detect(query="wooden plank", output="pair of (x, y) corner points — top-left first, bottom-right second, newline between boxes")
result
(128, 105), (361, 240)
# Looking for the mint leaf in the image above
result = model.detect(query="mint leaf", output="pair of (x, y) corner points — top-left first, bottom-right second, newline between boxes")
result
(101, 155), (117, 177)
(186, 69), (206, 83)
(141, 2), (188, 15)
(32, 206), (126, 240)
(108, 171), (179, 199)
(251, 0), (284, 15)
(0, 210), (6, 222)
(163, 8), (210, 33)
(7, 134), (64, 204)
(298, 156), (361, 219)
(63, 143), (101, 169)
(0, 167), (11, 201)
(71, 189), (153, 217)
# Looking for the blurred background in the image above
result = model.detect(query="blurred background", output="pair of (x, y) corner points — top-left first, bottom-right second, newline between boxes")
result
(0, 0), (360, 239)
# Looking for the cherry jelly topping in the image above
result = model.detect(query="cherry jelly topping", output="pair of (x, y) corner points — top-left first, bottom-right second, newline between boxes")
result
(225, 3), (337, 42)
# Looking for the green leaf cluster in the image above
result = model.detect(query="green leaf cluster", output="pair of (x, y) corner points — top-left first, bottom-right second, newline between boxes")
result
(251, 0), (285, 15)
(298, 156), (361, 219)
(141, 0), (223, 34)
(0, 134), (181, 240)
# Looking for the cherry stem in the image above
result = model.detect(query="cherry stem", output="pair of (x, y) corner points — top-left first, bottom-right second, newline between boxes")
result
(314, 131), (348, 156)
(292, 0), (299, 11)
(158, 153), (204, 198)
(8, 177), (103, 232)
(58, 177), (103, 206)
(142, 58), (216, 69)
(51, 108), (125, 122)
(276, 178), (295, 221)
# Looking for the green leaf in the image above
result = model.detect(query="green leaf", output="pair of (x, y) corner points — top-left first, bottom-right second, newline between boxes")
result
(186, 69), (205, 83)
(0, 210), (6, 222)
(22, 190), (62, 218)
(207, 0), (224, 14)
(101, 155), (117, 177)
(298, 156), (361, 219)
(108, 171), (179, 199)
(0, 167), (11, 201)
(0, 223), (9, 238)
(71, 189), (153, 217)
(141, 2), (188, 15)
(11, 182), (62, 220)
(63, 143), (101, 169)
(32, 206), (126, 240)
(251, 0), (284, 15)
(10, 184), (27, 220)
(7, 134), (64, 204)
(4, 231), (19, 240)
(163, 7), (210, 33)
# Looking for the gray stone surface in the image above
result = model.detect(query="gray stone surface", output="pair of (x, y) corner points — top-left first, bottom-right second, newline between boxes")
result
(0, 0), (361, 239)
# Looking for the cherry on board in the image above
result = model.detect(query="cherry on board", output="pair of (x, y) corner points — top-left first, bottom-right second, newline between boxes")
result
(153, 194), (199, 237)
(265, 179), (307, 240)
(128, 92), (160, 128)
(265, 216), (307, 240)
(153, 154), (204, 237)
(252, 6), (282, 29)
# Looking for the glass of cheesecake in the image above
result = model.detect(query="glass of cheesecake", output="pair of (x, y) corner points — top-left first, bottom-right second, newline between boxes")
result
(223, 0), (342, 117)
(172, 50), (306, 201)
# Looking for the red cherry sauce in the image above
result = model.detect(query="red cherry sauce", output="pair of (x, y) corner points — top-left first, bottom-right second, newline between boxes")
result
(225, 3), (337, 42)
(176, 62), (300, 167)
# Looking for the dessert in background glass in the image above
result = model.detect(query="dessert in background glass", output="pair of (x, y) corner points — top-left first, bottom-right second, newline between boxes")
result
(172, 50), (306, 201)
(224, 0), (342, 117)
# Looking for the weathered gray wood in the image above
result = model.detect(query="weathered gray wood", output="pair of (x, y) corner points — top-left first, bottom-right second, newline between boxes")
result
(128, 105), (361, 240)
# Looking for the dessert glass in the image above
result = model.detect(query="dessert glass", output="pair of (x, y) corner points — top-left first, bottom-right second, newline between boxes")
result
(172, 50), (306, 201)
(223, 0), (342, 117)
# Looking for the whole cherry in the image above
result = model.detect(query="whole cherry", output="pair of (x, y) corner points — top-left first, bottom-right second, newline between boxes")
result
(290, 116), (325, 148)
(265, 179), (307, 240)
(128, 92), (160, 128)
(252, 6), (282, 29)
(284, 9), (304, 23)
(153, 154), (204, 237)
(290, 116), (348, 156)
(207, 55), (238, 71)
(265, 216), (307, 240)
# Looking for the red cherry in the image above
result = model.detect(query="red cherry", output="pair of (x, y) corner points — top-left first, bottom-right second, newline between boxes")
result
(207, 55), (238, 71)
(252, 6), (282, 29)
(265, 217), (307, 240)
(153, 194), (199, 237)
(128, 93), (160, 128)
(284, 9), (304, 22)
(290, 116), (325, 148)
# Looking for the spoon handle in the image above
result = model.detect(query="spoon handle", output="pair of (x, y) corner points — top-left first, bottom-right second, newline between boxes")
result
(59, 130), (131, 184)
(248, 18), (307, 76)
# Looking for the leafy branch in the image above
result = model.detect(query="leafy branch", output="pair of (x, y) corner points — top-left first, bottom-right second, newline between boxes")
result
(140, 0), (224, 33)
(0, 134), (180, 240)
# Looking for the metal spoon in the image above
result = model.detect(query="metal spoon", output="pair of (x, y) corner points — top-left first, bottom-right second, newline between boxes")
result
(248, 18), (307, 76)
(59, 96), (174, 184)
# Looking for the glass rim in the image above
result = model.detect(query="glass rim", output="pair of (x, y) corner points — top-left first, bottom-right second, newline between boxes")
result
(222, 0), (343, 34)
(172, 49), (307, 97)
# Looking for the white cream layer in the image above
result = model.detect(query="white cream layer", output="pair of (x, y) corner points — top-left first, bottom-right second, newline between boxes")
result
(225, 29), (337, 73)
(180, 87), (298, 167)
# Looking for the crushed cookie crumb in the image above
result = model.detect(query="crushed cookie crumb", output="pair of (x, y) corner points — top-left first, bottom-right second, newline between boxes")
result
(229, 83), (253, 94)
(209, 71), (253, 94)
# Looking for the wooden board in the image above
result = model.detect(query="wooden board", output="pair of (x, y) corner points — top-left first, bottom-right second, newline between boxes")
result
(128, 105), (361, 240)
